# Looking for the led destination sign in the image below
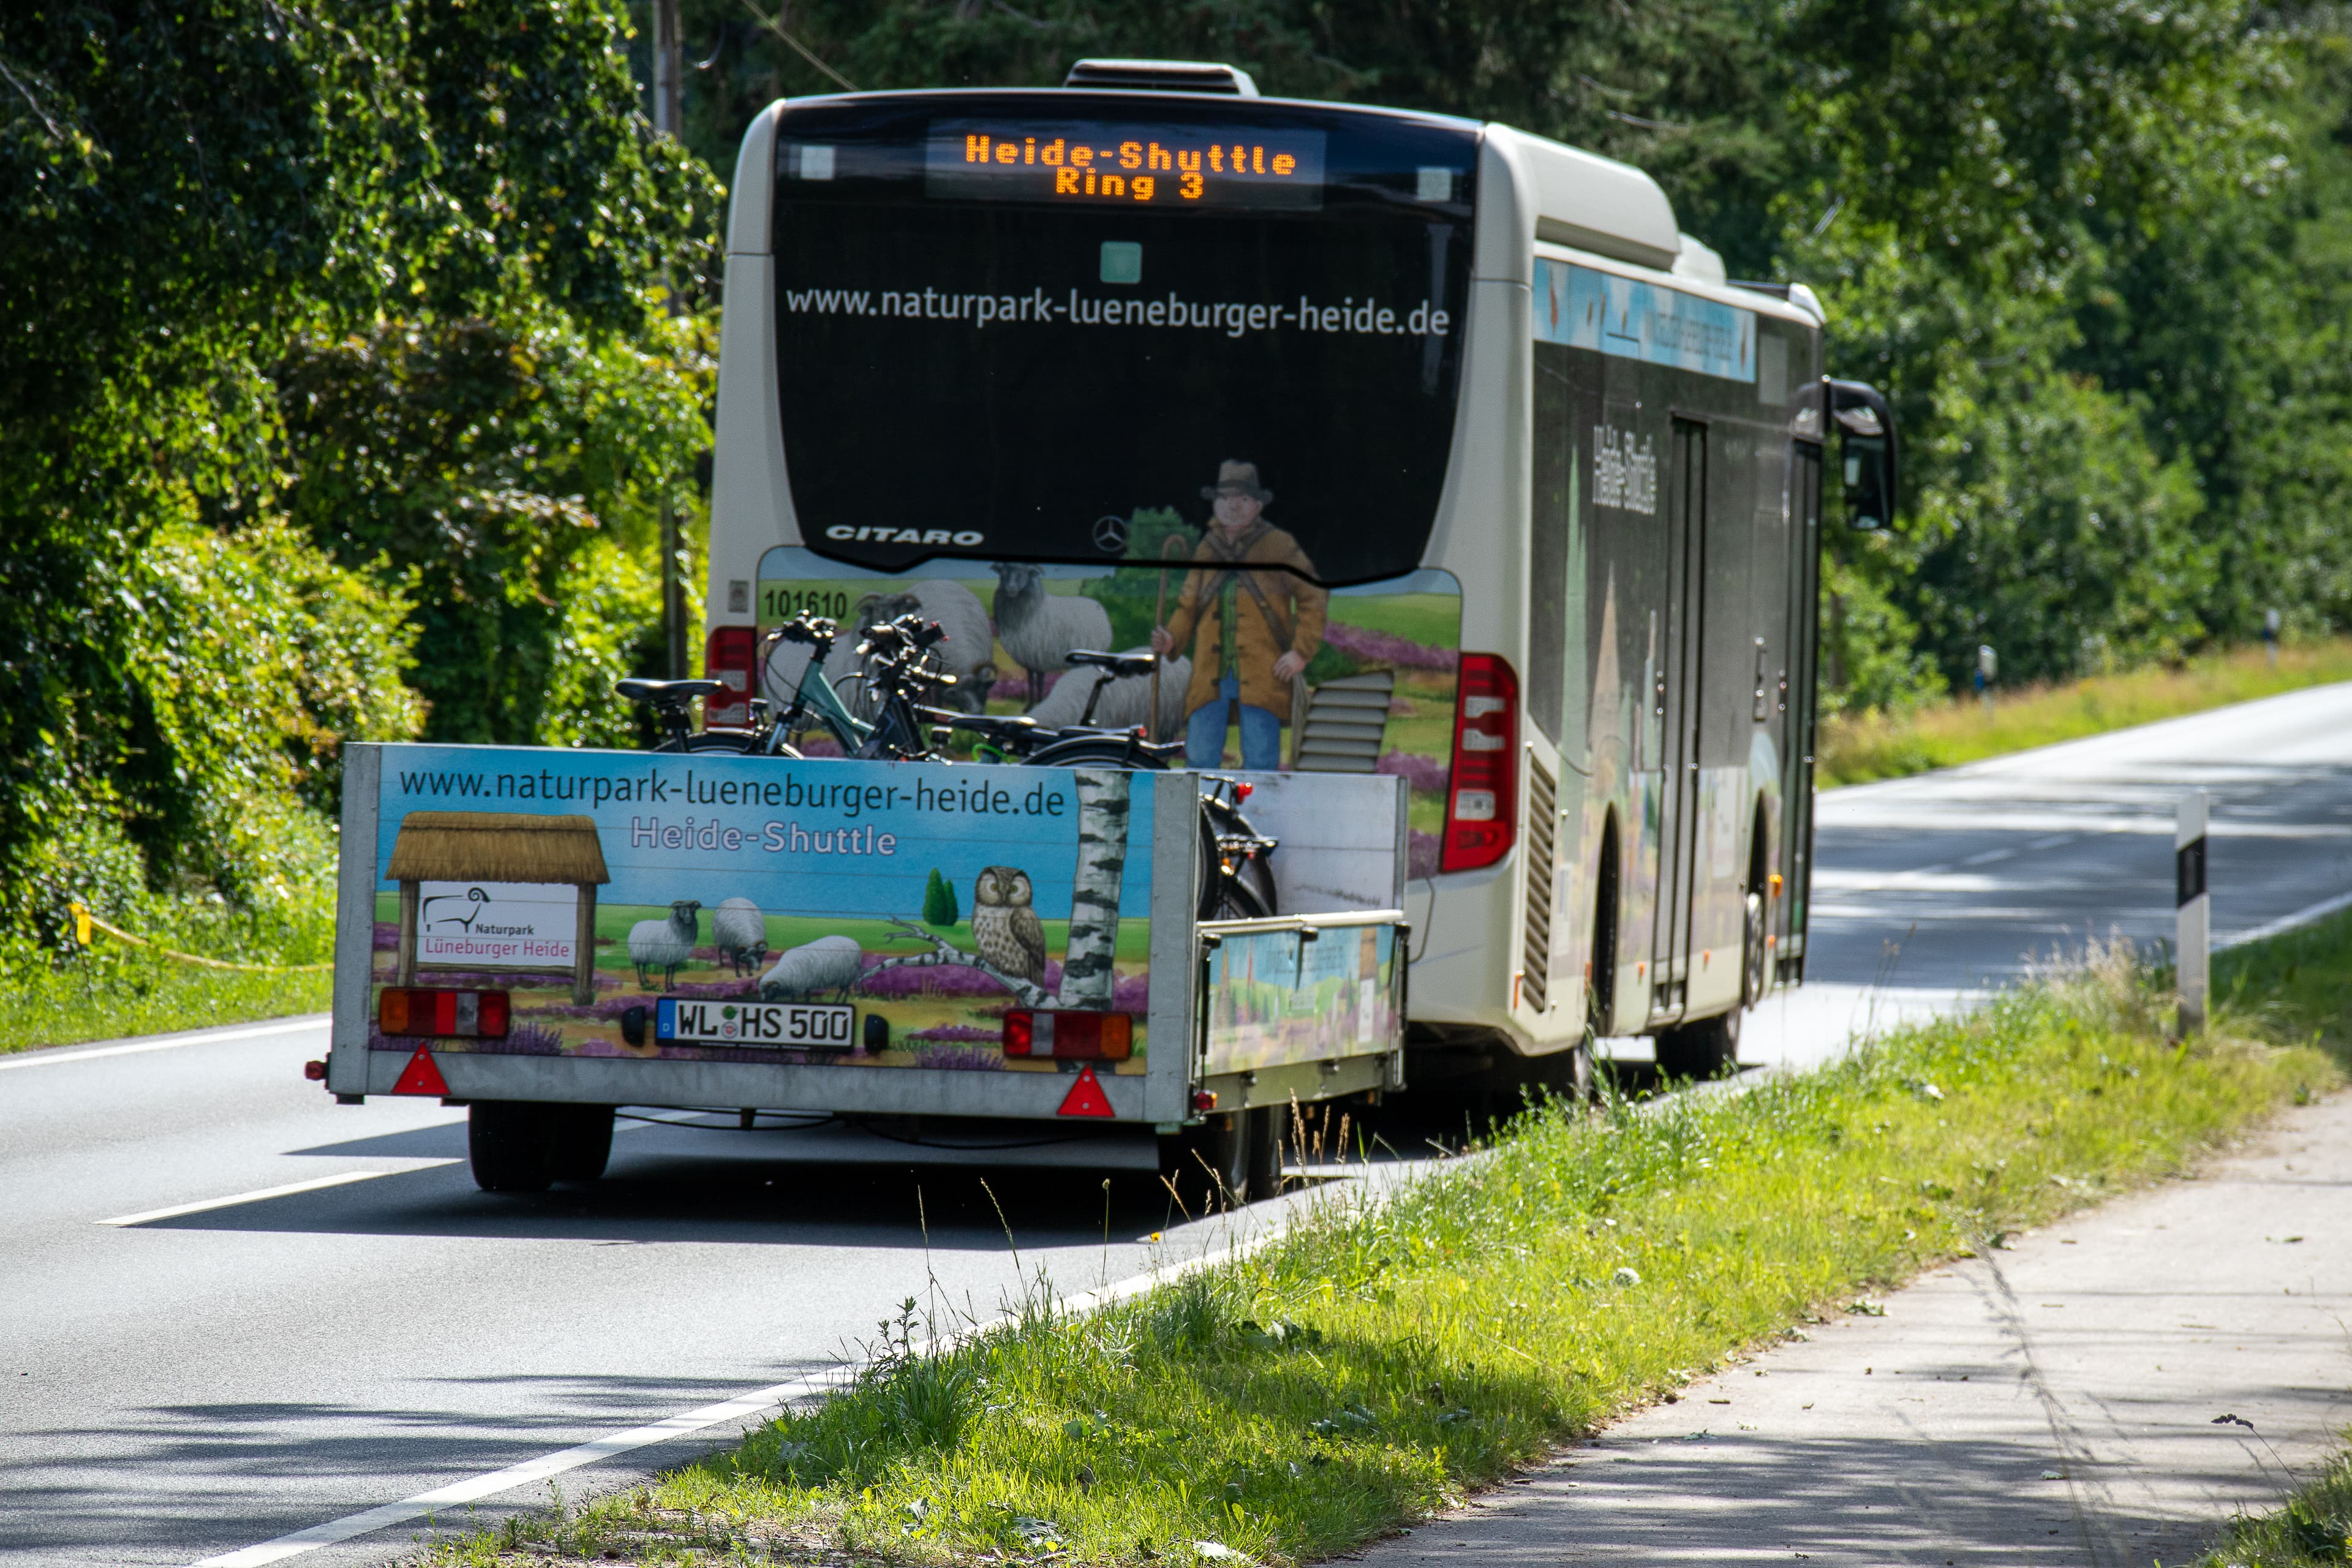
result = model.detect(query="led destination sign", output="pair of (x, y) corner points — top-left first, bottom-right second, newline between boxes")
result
(925, 119), (1327, 209)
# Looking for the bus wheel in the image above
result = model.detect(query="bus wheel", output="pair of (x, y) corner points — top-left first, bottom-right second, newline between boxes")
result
(1654, 1008), (1740, 1082)
(1160, 1109), (1252, 1213)
(1741, 890), (1769, 1007)
(468, 1102), (555, 1193)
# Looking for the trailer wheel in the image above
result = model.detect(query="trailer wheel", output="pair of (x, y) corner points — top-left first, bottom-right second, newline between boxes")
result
(1160, 1110), (1252, 1213)
(1245, 1104), (1284, 1201)
(548, 1104), (614, 1183)
(469, 1101), (555, 1193)
(1653, 1007), (1740, 1082)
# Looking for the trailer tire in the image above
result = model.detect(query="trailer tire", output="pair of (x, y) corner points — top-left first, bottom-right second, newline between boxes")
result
(1160, 1110), (1252, 1213)
(1245, 1104), (1284, 1200)
(548, 1104), (614, 1183)
(469, 1101), (556, 1193)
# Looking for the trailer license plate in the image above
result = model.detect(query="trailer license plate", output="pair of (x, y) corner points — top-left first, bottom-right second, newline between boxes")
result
(656, 998), (856, 1049)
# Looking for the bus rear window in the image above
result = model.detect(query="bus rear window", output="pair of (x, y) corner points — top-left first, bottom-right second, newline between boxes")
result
(771, 95), (1477, 586)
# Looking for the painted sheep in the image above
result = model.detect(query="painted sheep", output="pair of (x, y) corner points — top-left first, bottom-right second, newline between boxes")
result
(627, 899), (702, 992)
(711, 897), (769, 979)
(1023, 647), (1192, 735)
(758, 934), (865, 1002)
(990, 562), (1112, 708)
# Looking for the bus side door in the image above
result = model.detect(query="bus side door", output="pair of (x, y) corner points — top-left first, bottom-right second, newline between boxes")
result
(1649, 418), (1708, 1020)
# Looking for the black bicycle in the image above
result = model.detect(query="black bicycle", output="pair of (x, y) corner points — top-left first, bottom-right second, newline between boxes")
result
(617, 612), (1278, 917)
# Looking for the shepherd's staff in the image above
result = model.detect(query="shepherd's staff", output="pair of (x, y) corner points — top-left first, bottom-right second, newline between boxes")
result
(1152, 533), (1188, 742)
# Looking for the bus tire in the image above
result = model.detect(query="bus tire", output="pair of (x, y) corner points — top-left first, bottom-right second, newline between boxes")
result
(469, 1101), (555, 1193)
(1245, 1104), (1284, 1200)
(1740, 889), (1768, 1008)
(548, 1103), (615, 1183)
(1160, 1110), (1252, 1213)
(1654, 1007), (1740, 1082)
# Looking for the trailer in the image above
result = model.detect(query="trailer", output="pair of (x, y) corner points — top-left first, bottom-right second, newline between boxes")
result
(320, 742), (1409, 1201)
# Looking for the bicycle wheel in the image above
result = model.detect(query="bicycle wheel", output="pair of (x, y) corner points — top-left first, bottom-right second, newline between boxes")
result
(1196, 805), (1279, 920)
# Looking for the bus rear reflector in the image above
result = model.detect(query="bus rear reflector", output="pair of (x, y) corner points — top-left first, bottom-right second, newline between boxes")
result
(378, 988), (510, 1039)
(704, 624), (758, 726)
(1003, 1009), (1133, 1060)
(1440, 653), (1518, 873)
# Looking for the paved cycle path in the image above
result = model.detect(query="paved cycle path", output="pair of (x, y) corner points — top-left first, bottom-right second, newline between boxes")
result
(1351, 1091), (2352, 1567)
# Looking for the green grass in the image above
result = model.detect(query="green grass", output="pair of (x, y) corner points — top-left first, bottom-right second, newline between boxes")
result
(1820, 640), (2352, 787)
(2192, 1443), (2352, 1566)
(0, 905), (333, 1056)
(424, 915), (2349, 1568)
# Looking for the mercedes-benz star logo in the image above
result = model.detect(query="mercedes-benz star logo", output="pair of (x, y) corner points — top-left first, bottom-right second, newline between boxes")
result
(1091, 515), (1129, 553)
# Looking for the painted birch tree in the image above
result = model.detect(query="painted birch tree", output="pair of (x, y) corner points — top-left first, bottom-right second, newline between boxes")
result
(1054, 769), (1130, 1009)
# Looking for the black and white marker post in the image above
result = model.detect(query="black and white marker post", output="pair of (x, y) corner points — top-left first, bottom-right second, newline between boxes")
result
(2176, 788), (2210, 1035)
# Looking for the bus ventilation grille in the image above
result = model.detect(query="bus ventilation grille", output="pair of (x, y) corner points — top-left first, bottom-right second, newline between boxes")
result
(1520, 756), (1558, 1012)
(1291, 670), (1396, 773)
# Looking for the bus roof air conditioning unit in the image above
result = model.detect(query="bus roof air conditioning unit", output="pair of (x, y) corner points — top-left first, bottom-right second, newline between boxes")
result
(1063, 59), (1260, 96)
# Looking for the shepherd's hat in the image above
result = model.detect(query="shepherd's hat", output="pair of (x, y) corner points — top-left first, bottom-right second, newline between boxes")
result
(1200, 459), (1272, 503)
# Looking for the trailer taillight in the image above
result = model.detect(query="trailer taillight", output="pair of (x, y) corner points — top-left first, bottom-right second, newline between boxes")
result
(377, 988), (511, 1039)
(1440, 653), (1518, 873)
(1002, 1009), (1133, 1061)
(705, 624), (757, 726)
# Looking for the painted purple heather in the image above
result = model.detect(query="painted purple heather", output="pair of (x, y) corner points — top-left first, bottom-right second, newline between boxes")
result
(1323, 622), (1459, 671)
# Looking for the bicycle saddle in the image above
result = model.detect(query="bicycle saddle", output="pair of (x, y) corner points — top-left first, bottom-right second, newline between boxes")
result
(614, 677), (726, 704)
(1064, 649), (1158, 677)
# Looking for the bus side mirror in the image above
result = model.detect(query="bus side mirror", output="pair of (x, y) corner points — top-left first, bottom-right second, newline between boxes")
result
(1827, 379), (1898, 530)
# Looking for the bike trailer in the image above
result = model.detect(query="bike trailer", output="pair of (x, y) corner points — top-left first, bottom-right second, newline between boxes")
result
(320, 742), (1408, 1181)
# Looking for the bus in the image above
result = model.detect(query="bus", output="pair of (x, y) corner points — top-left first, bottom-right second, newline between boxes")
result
(699, 60), (1897, 1093)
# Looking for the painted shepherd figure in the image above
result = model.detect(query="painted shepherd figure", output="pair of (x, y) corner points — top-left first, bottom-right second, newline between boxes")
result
(1152, 461), (1328, 771)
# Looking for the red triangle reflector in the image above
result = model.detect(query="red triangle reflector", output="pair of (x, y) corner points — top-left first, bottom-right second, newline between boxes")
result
(1056, 1063), (1115, 1118)
(391, 1047), (450, 1097)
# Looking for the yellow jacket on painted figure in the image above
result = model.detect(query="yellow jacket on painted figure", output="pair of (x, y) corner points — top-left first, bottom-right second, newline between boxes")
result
(1161, 523), (1329, 725)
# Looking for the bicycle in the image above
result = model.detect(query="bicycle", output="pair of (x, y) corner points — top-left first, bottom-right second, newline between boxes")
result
(617, 612), (1278, 917)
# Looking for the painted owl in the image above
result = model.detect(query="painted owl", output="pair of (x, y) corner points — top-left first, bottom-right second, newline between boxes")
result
(970, 865), (1047, 987)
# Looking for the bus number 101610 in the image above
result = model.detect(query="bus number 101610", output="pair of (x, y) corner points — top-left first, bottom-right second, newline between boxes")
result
(760, 586), (855, 623)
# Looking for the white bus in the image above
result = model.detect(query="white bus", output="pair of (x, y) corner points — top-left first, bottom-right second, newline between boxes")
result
(701, 60), (1896, 1091)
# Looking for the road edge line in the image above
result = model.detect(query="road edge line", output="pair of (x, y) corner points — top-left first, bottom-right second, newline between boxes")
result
(1, 1015), (330, 1072)
(187, 1215), (1290, 1566)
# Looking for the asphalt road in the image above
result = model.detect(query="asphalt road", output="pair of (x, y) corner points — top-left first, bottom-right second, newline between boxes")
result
(1742, 679), (2352, 1067)
(6, 682), (2351, 1566)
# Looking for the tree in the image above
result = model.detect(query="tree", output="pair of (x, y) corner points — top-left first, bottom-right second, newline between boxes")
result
(921, 868), (959, 927)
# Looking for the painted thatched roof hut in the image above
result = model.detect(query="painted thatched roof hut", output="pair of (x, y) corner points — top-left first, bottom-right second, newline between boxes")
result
(385, 812), (610, 886)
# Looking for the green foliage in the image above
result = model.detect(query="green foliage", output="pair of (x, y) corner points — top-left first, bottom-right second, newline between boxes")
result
(0, 1), (718, 971)
(922, 867), (960, 927)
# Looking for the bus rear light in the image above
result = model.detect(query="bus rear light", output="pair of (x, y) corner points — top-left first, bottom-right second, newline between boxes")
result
(704, 624), (758, 726)
(1441, 654), (1518, 873)
(1451, 789), (1497, 822)
(378, 987), (511, 1039)
(1002, 1009), (1133, 1061)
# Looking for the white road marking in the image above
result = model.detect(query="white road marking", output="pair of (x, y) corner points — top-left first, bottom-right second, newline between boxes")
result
(1962, 847), (2016, 866)
(2220, 888), (2352, 951)
(190, 1222), (1286, 1567)
(0, 1016), (328, 1072)
(98, 1164), (459, 1227)
(2027, 834), (2076, 850)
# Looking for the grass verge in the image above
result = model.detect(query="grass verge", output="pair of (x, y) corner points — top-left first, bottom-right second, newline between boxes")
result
(0, 951), (329, 1054)
(2192, 1441), (2352, 1566)
(0, 909), (333, 1055)
(1819, 640), (2352, 786)
(424, 921), (2350, 1568)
